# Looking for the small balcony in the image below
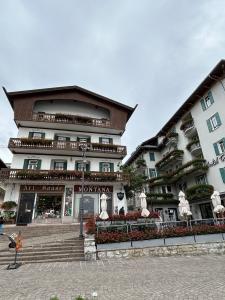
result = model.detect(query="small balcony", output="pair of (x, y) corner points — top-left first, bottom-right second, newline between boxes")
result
(8, 138), (127, 158)
(0, 169), (128, 183)
(165, 133), (178, 148)
(180, 119), (197, 138)
(155, 150), (184, 171)
(18, 112), (121, 134)
(186, 141), (202, 157)
(146, 193), (178, 204)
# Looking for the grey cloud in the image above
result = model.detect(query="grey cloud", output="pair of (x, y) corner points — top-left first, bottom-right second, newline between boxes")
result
(0, 0), (225, 163)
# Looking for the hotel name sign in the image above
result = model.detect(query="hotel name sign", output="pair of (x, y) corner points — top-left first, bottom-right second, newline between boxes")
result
(74, 185), (113, 193)
(20, 185), (65, 192)
(207, 154), (225, 167)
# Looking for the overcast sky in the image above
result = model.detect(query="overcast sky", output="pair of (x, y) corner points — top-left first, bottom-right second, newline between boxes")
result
(0, 0), (225, 163)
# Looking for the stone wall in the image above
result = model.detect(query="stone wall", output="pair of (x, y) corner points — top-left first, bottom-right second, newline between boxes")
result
(84, 235), (96, 261)
(97, 242), (225, 260)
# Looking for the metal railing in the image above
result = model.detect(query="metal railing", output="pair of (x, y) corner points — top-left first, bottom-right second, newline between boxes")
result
(96, 218), (225, 248)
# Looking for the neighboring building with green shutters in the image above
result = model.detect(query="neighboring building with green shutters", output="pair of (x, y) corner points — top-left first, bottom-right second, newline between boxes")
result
(0, 85), (136, 224)
(125, 59), (225, 221)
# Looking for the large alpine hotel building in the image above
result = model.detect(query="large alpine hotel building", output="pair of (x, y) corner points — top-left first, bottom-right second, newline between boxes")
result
(125, 60), (225, 221)
(0, 86), (136, 224)
(1, 59), (225, 224)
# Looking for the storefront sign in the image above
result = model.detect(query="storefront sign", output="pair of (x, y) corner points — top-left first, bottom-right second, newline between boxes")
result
(20, 185), (65, 192)
(207, 154), (225, 167)
(74, 185), (113, 193)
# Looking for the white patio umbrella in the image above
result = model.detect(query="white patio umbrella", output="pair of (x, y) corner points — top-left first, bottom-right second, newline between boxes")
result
(178, 191), (192, 218)
(99, 193), (109, 220)
(139, 192), (150, 217)
(211, 191), (225, 214)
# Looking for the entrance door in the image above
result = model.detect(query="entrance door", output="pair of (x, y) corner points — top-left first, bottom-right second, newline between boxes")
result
(199, 203), (213, 219)
(17, 193), (35, 225)
(80, 195), (95, 219)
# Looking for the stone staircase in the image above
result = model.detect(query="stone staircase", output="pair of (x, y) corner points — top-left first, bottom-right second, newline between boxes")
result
(0, 224), (85, 265)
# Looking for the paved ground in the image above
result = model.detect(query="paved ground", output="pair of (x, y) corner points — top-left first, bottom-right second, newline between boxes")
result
(0, 255), (225, 300)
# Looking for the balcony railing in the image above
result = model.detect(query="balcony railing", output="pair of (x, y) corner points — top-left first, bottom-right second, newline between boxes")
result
(32, 112), (112, 128)
(155, 150), (184, 170)
(0, 169), (128, 182)
(149, 159), (208, 187)
(8, 138), (127, 156)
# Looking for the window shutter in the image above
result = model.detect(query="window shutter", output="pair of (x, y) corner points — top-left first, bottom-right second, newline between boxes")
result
(64, 161), (67, 170)
(213, 142), (220, 156)
(109, 138), (113, 144)
(208, 91), (214, 105)
(110, 163), (114, 172)
(200, 99), (206, 111)
(28, 132), (33, 138)
(219, 168), (225, 183)
(41, 133), (45, 139)
(215, 112), (222, 126)
(207, 119), (213, 132)
(54, 134), (58, 140)
(66, 137), (70, 141)
(23, 159), (29, 169)
(87, 137), (91, 143)
(223, 138), (225, 150)
(99, 137), (102, 144)
(99, 162), (103, 172)
(75, 162), (79, 171)
(37, 160), (42, 170)
(86, 163), (90, 172)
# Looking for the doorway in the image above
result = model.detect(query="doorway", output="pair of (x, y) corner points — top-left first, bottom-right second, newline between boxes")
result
(17, 193), (35, 225)
(199, 203), (213, 219)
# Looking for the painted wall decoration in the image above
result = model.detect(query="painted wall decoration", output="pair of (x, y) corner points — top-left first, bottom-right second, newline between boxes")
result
(64, 187), (73, 216)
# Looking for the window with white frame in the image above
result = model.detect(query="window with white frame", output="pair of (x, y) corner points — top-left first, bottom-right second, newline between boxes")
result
(161, 185), (172, 193)
(195, 174), (207, 185)
(54, 161), (67, 170)
(149, 168), (157, 178)
(101, 138), (111, 144)
(207, 113), (222, 132)
(218, 140), (225, 154)
(75, 161), (90, 172)
(32, 132), (43, 139)
(102, 162), (111, 172)
(28, 160), (39, 170)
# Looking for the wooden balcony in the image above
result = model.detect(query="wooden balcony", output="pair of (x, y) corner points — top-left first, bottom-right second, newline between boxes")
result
(8, 138), (127, 158)
(0, 169), (128, 183)
(14, 112), (123, 134)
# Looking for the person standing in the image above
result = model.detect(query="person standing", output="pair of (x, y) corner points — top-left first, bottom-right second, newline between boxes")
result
(0, 216), (4, 234)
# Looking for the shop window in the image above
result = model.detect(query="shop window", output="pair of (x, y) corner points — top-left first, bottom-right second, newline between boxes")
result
(23, 159), (41, 170)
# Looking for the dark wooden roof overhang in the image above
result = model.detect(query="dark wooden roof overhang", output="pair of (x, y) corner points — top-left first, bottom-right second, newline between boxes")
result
(3, 85), (137, 122)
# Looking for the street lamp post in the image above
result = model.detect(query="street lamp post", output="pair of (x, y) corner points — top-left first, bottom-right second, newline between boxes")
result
(79, 143), (88, 239)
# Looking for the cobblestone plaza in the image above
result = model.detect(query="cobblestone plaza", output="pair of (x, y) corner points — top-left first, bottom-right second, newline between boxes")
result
(0, 255), (224, 300)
